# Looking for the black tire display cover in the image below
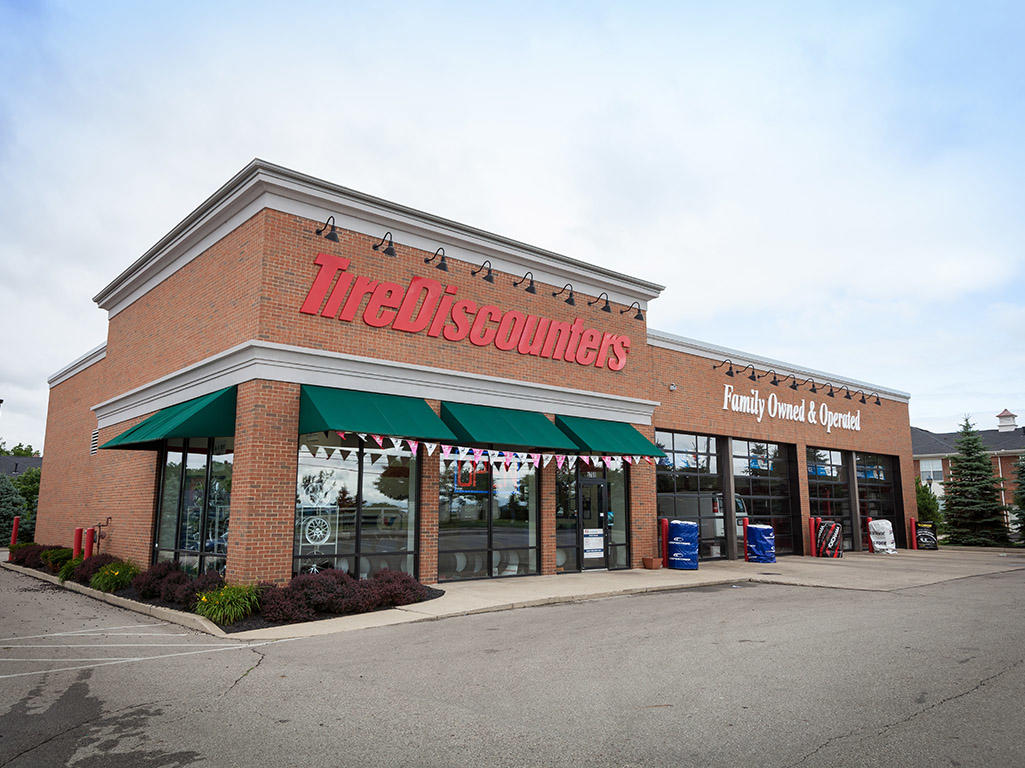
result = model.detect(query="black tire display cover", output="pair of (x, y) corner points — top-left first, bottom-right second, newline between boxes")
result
(916, 521), (939, 550)
(816, 521), (843, 558)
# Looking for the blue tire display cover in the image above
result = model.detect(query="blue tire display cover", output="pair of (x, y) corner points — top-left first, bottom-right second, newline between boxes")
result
(667, 520), (699, 570)
(746, 524), (776, 563)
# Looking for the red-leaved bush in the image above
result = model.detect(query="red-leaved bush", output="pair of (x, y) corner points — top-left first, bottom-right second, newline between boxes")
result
(72, 554), (118, 584)
(159, 570), (191, 603)
(256, 568), (433, 625)
(173, 571), (224, 610)
(131, 561), (183, 598)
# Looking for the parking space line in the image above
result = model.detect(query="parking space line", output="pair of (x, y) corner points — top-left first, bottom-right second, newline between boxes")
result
(0, 623), (167, 643)
(0, 639), (290, 680)
(3, 644), (241, 648)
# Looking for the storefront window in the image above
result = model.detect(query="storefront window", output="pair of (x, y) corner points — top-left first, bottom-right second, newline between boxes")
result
(733, 439), (795, 555)
(655, 430), (725, 559)
(807, 447), (852, 549)
(153, 437), (233, 574)
(856, 453), (900, 547)
(439, 458), (538, 580)
(294, 432), (417, 578)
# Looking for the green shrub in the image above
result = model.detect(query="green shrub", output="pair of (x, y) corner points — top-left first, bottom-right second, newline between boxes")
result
(194, 584), (261, 625)
(59, 556), (83, 583)
(89, 561), (139, 593)
(40, 547), (74, 573)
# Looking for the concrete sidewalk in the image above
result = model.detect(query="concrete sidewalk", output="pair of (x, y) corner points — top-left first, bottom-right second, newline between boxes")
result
(229, 547), (1025, 640)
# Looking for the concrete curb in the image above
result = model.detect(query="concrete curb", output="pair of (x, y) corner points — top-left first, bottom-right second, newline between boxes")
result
(1, 560), (227, 637)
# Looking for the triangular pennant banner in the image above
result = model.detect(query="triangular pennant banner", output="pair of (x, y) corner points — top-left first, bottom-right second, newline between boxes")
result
(406, 439), (419, 455)
(424, 442), (437, 456)
(623, 455), (634, 464)
(371, 434), (384, 447)
(580, 455), (591, 467)
(441, 444), (453, 458)
(568, 455), (578, 468)
(643, 456), (654, 465)
(335, 431), (347, 440)
(603, 456), (614, 469)
(530, 452), (541, 467)
(556, 454), (566, 469)
(472, 447), (485, 464)
(542, 453), (553, 467)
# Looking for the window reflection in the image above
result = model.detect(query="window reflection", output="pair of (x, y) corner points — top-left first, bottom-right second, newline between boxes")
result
(294, 432), (417, 578)
(439, 456), (538, 581)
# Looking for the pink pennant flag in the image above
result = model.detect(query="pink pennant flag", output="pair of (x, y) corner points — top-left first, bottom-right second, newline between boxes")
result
(580, 455), (591, 466)
(424, 442), (437, 456)
(643, 456), (654, 465)
(371, 434), (384, 447)
(555, 455), (565, 469)
(530, 452), (541, 466)
(441, 444), (453, 458)
(623, 455), (634, 464)
(603, 455), (614, 468)
(504, 454), (512, 470)
(335, 431), (347, 440)
(472, 447), (485, 464)
(406, 439), (419, 455)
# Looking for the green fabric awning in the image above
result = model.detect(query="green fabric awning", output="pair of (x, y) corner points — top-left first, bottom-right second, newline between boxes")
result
(101, 387), (237, 450)
(440, 402), (580, 451)
(299, 385), (456, 442)
(554, 414), (665, 457)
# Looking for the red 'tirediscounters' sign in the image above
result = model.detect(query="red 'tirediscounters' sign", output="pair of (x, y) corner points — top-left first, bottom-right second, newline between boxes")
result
(299, 253), (632, 371)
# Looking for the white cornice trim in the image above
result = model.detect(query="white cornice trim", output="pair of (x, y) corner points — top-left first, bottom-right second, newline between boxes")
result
(47, 343), (107, 387)
(91, 340), (660, 430)
(94, 159), (665, 318)
(647, 328), (911, 403)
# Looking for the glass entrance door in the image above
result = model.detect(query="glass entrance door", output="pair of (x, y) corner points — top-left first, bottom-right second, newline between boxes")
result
(580, 479), (609, 569)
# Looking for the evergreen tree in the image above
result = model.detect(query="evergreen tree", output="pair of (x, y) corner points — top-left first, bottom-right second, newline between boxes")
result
(914, 476), (941, 524)
(943, 418), (1009, 545)
(1011, 455), (1025, 540)
(0, 474), (27, 545)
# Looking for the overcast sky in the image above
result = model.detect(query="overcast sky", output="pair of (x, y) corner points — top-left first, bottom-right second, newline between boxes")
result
(1, 1), (1022, 451)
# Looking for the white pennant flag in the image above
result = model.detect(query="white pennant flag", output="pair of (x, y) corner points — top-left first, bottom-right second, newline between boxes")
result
(357, 433), (368, 442)
(568, 455), (578, 468)
(424, 442), (437, 456)
(542, 453), (553, 467)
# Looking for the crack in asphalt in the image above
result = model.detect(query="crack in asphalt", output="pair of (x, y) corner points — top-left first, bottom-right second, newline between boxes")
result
(222, 646), (266, 696)
(779, 656), (1025, 768)
(0, 698), (170, 768)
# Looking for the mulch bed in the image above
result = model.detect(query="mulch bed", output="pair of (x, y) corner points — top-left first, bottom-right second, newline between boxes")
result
(11, 561), (444, 634)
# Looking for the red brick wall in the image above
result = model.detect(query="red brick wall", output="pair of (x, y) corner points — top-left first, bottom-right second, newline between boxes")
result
(647, 345), (917, 552)
(225, 379), (300, 584)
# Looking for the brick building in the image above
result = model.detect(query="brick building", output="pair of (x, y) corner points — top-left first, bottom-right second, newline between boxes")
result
(36, 160), (917, 584)
(912, 410), (1024, 528)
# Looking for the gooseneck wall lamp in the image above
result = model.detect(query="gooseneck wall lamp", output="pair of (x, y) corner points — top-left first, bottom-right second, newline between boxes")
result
(552, 284), (575, 306)
(759, 370), (782, 387)
(471, 260), (495, 283)
(513, 271), (537, 294)
(424, 247), (448, 271)
(315, 216), (340, 242)
(372, 232), (397, 257)
(713, 359), (736, 377)
(588, 292), (612, 313)
(620, 301), (644, 321)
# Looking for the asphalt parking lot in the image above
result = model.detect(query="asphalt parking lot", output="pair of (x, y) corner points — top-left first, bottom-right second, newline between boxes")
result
(1, 553), (1024, 767)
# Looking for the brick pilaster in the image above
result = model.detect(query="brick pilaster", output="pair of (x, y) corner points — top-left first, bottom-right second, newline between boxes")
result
(225, 379), (300, 584)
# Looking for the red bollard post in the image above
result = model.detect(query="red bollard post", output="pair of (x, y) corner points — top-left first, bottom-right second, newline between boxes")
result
(659, 518), (669, 566)
(910, 518), (918, 550)
(73, 527), (84, 559)
(865, 517), (874, 553)
(809, 518), (817, 557)
(8, 516), (18, 559)
(84, 528), (95, 560)
(742, 518), (749, 561)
